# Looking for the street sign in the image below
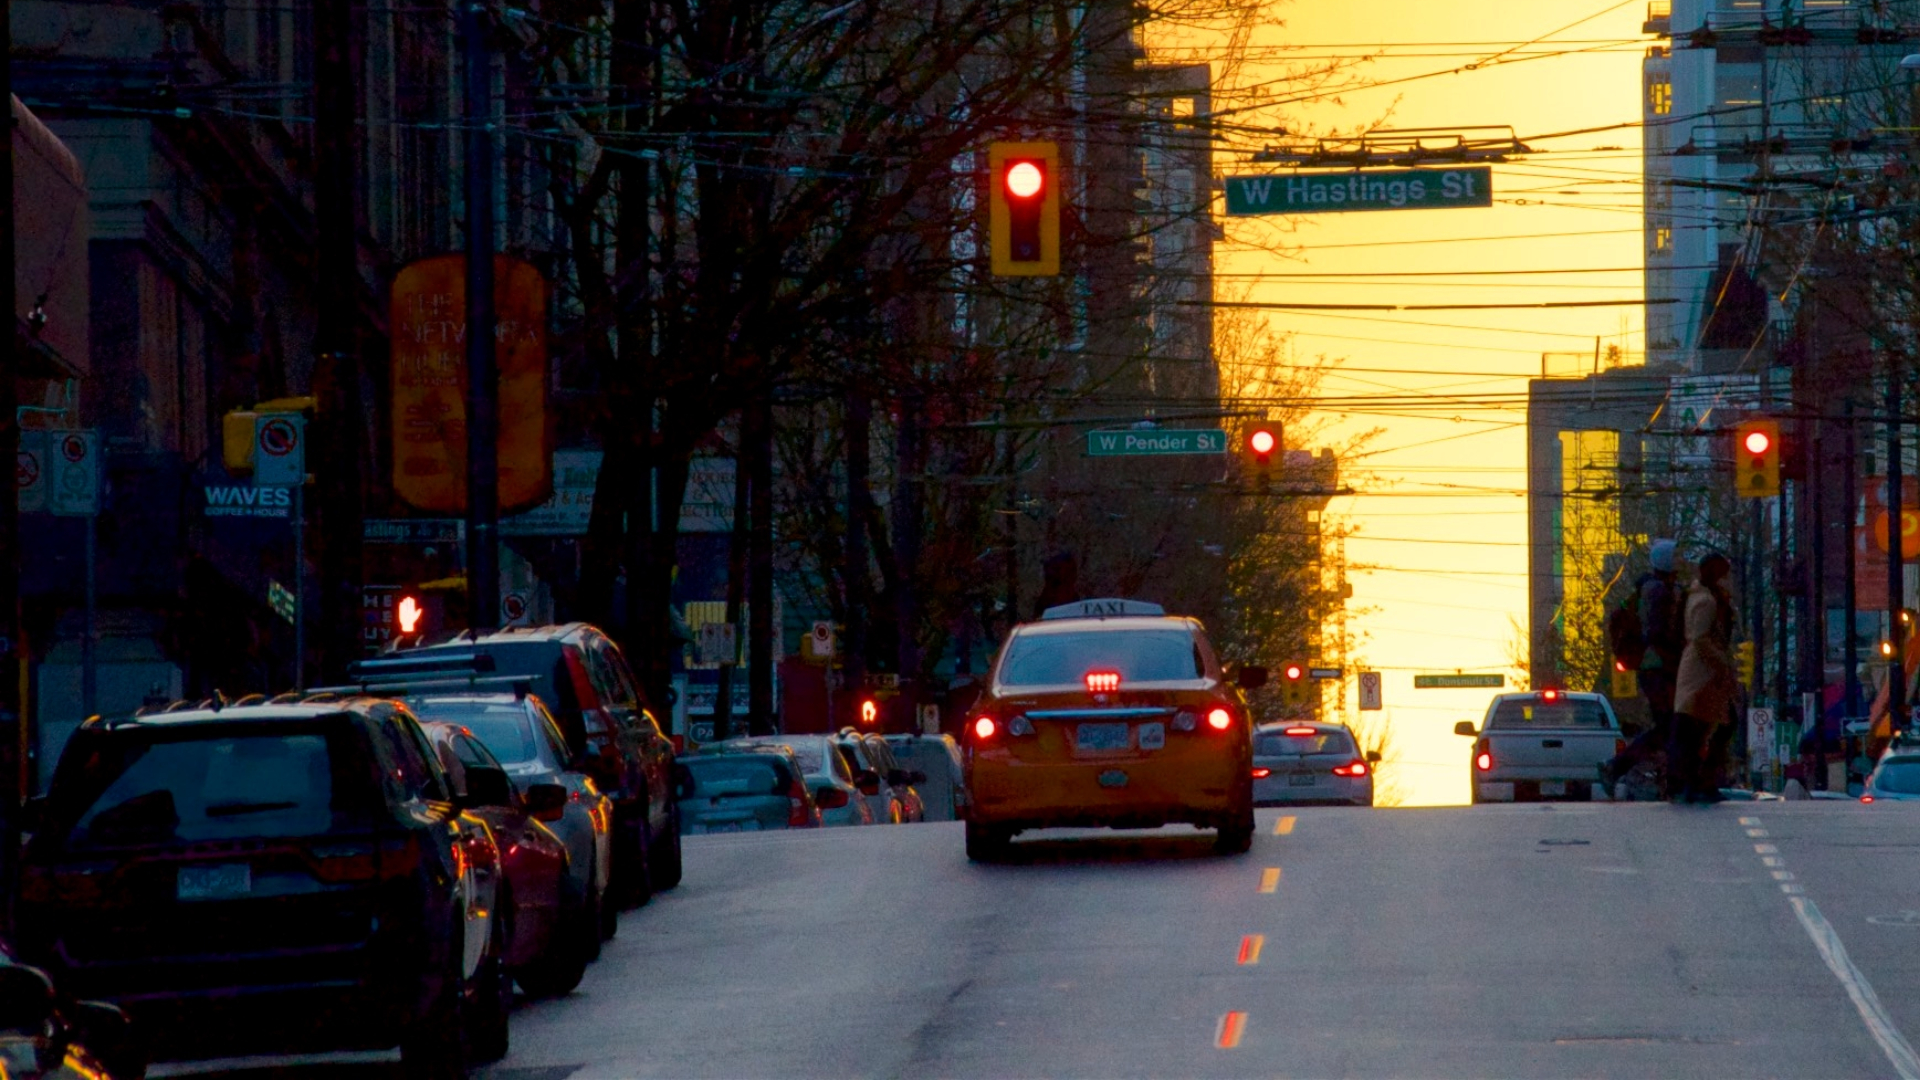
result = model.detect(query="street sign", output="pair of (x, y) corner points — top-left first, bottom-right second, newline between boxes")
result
(919, 704), (941, 734)
(696, 623), (736, 666)
(1308, 666), (1342, 680)
(1358, 671), (1383, 711)
(1224, 167), (1493, 216)
(810, 620), (835, 658)
(48, 429), (98, 517)
(1413, 673), (1505, 689)
(1085, 429), (1227, 457)
(268, 580), (296, 624)
(501, 592), (529, 623)
(253, 413), (305, 487)
(16, 430), (45, 513)
(1748, 707), (1775, 770)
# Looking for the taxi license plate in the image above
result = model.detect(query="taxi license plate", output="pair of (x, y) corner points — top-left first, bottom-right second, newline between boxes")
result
(1076, 723), (1130, 751)
(1540, 781), (1567, 796)
(178, 863), (251, 901)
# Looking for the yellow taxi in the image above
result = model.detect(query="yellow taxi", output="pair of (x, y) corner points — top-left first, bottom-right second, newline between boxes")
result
(962, 598), (1267, 860)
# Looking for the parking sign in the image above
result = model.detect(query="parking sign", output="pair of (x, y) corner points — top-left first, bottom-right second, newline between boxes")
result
(48, 429), (98, 517)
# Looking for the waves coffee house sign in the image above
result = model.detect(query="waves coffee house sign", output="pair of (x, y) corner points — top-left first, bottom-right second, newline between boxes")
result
(202, 484), (293, 519)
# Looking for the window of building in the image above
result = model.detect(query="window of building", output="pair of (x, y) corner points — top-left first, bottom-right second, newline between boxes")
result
(1648, 76), (1672, 116)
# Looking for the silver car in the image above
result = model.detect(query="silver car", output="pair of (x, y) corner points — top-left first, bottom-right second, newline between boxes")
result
(830, 730), (910, 824)
(884, 734), (967, 821)
(1252, 721), (1377, 807)
(1863, 752), (1920, 803)
(677, 746), (822, 833)
(715, 736), (874, 826)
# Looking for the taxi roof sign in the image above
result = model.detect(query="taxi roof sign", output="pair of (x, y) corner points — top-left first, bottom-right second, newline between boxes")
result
(1040, 598), (1166, 621)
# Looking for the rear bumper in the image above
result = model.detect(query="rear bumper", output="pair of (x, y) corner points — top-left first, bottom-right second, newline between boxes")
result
(1253, 775), (1372, 806)
(967, 756), (1245, 830)
(1475, 778), (1598, 802)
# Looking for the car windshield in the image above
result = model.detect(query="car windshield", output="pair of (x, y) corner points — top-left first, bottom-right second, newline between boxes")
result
(997, 628), (1202, 687)
(409, 701), (539, 765)
(1256, 730), (1356, 757)
(1875, 759), (1920, 795)
(1486, 699), (1611, 729)
(47, 724), (379, 849)
(682, 756), (792, 796)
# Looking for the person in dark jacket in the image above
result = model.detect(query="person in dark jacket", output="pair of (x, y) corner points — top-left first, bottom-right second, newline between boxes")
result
(1601, 538), (1684, 794)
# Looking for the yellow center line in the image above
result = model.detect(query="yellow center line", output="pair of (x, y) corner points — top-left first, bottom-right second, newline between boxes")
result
(1274, 815), (1296, 835)
(1258, 867), (1282, 893)
(1237, 934), (1265, 965)
(1216, 1010), (1248, 1049)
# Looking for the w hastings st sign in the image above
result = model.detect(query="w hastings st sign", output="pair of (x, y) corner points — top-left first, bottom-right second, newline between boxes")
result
(1224, 167), (1493, 216)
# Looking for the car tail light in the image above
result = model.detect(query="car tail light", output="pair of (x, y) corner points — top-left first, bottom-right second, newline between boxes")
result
(1475, 745), (1493, 772)
(1085, 671), (1121, 694)
(1863, 794), (1876, 804)
(378, 835), (424, 880)
(1206, 707), (1233, 731)
(1332, 760), (1369, 778)
(815, 787), (850, 810)
(1284, 726), (1316, 737)
(1251, 767), (1272, 779)
(789, 796), (814, 827)
(1540, 689), (1560, 702)
(1615, 738), (1626, 756)
(972, 716), (998, 740)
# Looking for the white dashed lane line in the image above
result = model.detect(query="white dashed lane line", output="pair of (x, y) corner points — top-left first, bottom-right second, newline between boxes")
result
(1740, 816), (1920, 1080)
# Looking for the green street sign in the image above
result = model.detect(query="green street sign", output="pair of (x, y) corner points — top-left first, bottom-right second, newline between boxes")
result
(1224, 167), (1493, 216)
(1085, 429), (1228, 457)
(1413, 673), (1505, 689)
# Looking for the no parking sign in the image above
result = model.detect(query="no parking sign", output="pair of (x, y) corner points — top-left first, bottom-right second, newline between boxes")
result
(254, 413), (305, 487)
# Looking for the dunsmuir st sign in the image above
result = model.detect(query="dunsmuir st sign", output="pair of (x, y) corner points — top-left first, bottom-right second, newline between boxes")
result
(1224, 167), (1493, 216)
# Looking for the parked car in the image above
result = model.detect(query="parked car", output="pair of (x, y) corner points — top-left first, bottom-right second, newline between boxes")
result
(16, 698), (514, 1076)
(860, 734), (927, 822)
(1251, 721), (1377, 807)
(830, 730), (909, 824)
(1455, 690), (1625, 803)
(708, 736), (873, 826)
(884, 734), (968, 820)
(349, 623), (681, 904)
(406, 692), (616, 942)
(0, 940), (145, 1080)
(420, 720), (597, 999)
(676, 745), (821, 833)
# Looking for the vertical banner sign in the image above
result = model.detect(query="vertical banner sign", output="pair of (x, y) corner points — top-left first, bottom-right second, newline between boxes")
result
(390, 255), (553, 514)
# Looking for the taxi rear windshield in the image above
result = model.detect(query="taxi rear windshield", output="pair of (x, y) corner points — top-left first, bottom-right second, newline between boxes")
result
(1486, 699), (1611, 729)
(997, 629), (1202, 687)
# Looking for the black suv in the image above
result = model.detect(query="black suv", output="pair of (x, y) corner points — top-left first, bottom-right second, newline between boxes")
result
(351, 623), (682, 904)
(15, 698), (515, 1078)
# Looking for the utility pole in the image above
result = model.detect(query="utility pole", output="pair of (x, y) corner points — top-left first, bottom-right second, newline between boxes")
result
(748, 393), (773, 735)
(0, 0), (24, 931)
(1889, 362), (1905, 730)
(713, 414), (749, 743)
(313, 0), (363, 679)
(892, 390), (922, 730)
(844, 390), (872, 726)
(462, 1), (500, 634)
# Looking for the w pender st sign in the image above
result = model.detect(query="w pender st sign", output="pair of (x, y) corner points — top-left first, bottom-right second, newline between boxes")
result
(1224, 167), (1492, 216)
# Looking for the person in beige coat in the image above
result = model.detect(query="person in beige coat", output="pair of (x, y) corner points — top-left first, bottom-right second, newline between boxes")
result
(1669, 552), (1738, 803)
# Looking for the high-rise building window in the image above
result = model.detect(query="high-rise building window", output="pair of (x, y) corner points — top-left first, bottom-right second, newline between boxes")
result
(1648, 76), (1673, 116)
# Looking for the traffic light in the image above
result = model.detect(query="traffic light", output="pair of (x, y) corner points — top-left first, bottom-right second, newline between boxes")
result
(1733, 418), (1780, 498)
(859, 697), (880, 726)
(1280, 661), (1307, 708)
(1247, 426), (1279, 465)
(1734, 640), (1755, 687)
(989, 141), (1060, 276)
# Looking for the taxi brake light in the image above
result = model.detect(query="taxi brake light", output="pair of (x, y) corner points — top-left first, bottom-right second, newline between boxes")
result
(1331, 760), (1369, 778)
(1283, 726), (1316, 737)
(1085, 671), (1121, 694)
(972, 716), (998, 740)
(1251, 767), (1272, 779)
(1206, 707), (1233, 731)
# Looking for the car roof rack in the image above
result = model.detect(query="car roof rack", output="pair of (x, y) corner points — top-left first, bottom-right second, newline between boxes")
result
(347, 652), (497, 682)
(307, 674), (533, 700)
(1039, 598), (1166, 620)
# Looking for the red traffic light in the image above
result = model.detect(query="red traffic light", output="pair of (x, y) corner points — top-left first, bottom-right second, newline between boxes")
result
(1005, 160), (1044, 200)
(1248, 429), (1277, 456)
(1743, 429), (1772, 456)
(1283, 663), (1304, 681)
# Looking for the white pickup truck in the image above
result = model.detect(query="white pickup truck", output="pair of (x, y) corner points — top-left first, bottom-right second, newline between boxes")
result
(1455, 691), (1625, 803)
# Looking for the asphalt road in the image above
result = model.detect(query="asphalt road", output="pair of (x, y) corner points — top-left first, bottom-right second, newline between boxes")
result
(154, 801), (1920, 1079)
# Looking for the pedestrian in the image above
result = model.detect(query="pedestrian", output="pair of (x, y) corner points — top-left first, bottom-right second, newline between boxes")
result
(1601, 538), (1685, 796)
(1670, 551), (1739, 804)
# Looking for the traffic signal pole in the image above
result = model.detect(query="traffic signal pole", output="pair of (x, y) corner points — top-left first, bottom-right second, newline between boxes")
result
(1889, 363), (1905, 729)
(0, 0), (23, 931)
(462, 2), (500, 634)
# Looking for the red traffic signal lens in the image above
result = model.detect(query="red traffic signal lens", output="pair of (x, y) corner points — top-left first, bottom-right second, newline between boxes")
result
(1284, 664), (1304, 681)
(1743, 430), (1772, 456)
(1005, 161), (1044, 199)
(1248, 429), (1277, 455)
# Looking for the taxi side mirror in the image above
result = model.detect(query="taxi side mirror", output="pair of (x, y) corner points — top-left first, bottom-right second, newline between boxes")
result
(1236, 665), (1269, 690)
(1453, 721), (1478, 737)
